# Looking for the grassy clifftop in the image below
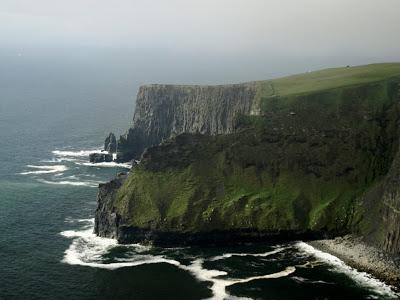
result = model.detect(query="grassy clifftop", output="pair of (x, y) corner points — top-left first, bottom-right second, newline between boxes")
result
(257, 63), (400, 97)
(98, 64), (400, 248)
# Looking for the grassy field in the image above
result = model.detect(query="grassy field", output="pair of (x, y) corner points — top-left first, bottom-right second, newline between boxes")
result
(257, 63), (400, 98)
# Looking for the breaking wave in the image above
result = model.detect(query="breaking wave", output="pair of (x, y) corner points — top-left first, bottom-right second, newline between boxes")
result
(296, 242), (398, 298)
(60, 219), (299, 299)
(37, 179), (101, 187)
(19, 165), (68, 175)
(52, 149), (102, 157)
(76, 161), (131, 169)
(59, 222), (398, 300)
(21, 147), (130, 186)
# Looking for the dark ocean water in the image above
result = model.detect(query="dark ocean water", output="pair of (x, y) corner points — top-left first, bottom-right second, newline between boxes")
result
(0, 65), (398, 300)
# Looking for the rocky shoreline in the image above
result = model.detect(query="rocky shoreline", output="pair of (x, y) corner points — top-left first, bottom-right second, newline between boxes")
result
(309, 235), (400, 290)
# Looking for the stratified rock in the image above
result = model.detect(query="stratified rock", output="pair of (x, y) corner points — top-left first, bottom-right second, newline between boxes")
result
(116, 83), (258, 162)
(89, 152), (113, 163)
(104, 132), (117, 153)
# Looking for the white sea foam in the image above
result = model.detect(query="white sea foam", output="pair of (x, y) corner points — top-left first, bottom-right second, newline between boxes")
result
(59, 219), (398, 299)
(182, 259), (296, 299)
(296, 242), (398, 298)
(60, 223), (176, 270)
(76, 161), (131, 169)
(81, 174), (97, 178)
(64, 217), (95, 225)
(19, 165), (68, 175)
(209, 246), (286, 261)
(52, 149), (103, 157)
(37, 179), (101, 187)
(228, 266), (296, 284)
(60, 220), (297, 299)
(291, 276), (334, 285)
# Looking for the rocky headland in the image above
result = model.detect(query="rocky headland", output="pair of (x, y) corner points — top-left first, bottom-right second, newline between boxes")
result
(94, 63), (400, 287)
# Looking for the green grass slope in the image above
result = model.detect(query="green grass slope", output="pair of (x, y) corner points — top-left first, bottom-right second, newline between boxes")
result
(257, 63), (400, 98)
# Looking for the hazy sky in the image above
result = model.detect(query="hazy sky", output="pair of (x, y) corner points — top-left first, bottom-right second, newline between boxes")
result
(1, 0), (400, 84)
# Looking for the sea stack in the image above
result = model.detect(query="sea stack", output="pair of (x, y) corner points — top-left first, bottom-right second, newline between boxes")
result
(104, 132), (117, 153)
(88, 133), (117, 163)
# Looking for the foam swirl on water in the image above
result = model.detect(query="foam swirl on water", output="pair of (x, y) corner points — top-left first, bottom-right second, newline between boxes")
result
(60, 222), (399, 299)
(19, 165), (68, 175)
(60, 219), (299, 299)
(209, 247), (286, 261)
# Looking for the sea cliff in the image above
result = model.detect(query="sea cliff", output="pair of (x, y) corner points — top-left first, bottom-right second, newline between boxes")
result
(116, 83), (257, 161)
(95, 64), (400, 260)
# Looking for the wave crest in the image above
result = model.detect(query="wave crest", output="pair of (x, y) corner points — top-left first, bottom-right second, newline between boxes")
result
(52, 149), (102, 157)
(19, 165), (68, 175)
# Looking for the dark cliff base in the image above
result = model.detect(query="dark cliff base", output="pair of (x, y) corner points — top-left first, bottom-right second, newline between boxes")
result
(113, 227), (339, 247)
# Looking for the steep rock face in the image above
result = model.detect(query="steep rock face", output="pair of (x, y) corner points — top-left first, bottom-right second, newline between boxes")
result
(116, 83), (257, 161)
(94, 173), (127, 238)
(362, 137), (400, 253)
(380, 152), (400, 253)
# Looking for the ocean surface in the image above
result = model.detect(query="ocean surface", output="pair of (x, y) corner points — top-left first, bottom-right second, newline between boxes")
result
(0, 65), (399, 300)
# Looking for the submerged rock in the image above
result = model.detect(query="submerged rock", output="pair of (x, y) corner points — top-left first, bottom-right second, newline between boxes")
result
(89, 152), (113, 163)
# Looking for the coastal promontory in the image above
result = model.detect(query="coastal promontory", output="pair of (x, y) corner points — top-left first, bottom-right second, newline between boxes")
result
(95, 64), (400, 260)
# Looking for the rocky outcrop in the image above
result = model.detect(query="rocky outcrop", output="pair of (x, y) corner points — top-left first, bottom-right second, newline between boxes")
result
(116, 83), (257, 161)
(94, 172), (127, 238)
(89, 152), (113, 163)
(87, 133), (117, 163)
(104, 132), (117, 153)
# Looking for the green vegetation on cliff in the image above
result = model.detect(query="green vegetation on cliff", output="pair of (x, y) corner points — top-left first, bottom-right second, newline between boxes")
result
(105, 64), (400, 248)
(256, 63), (400, 97)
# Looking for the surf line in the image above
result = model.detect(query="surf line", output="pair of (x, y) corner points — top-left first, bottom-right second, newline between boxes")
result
(59, 221), (298, 299)
(296, 242), (398, 298)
